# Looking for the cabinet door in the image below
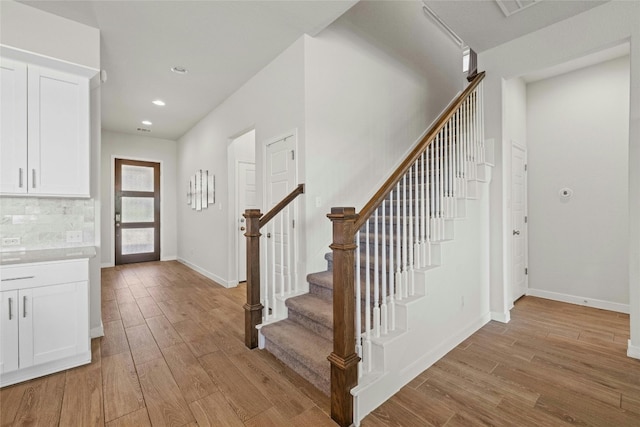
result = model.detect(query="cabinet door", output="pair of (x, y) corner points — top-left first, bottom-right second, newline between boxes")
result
(19, 282), (89, 368)
(27, 66), (90, 196)
(0, 291), (19, 373)
(0, 59), (28, 194)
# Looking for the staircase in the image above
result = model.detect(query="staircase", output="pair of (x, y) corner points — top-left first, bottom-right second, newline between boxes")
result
(245, 72), (489, 426)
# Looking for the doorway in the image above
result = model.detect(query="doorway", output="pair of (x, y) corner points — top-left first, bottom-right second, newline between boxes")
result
(511, 142), (528, 302)
(114, 158), (160, 265)
(229, 129), (256, 284)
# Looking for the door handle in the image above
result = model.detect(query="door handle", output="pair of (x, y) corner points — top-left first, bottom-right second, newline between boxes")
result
(267, 233), (271, 238)
(23, 296), (27, 318)
(513, 230), (520, 236)
(240, 227), (246, 231)
(8, 298), (13, 320)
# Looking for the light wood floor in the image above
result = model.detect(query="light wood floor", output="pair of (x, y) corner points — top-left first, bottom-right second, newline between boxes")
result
(1, 261), (639, 426)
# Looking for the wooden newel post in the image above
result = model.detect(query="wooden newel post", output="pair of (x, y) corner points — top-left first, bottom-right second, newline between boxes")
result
(243, 209), (263, 349)
(327, 207), (360, 427)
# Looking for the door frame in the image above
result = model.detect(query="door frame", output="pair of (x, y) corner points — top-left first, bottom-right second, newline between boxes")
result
(510, 141), (528, 306)
(109, 155), (164, 267)
(235, 159), (256, 283)
(227, 129), (256, 287)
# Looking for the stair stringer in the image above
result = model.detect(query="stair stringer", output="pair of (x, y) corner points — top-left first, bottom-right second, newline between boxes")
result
(352, 169), (493, 426)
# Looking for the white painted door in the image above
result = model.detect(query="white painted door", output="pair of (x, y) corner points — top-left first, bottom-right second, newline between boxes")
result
(0, 58), (28, 194)
(237, 161), (257, 282)
(511, 143), (528, 302)
(265, 135), (297, 294)
(0, 290), (19, 373)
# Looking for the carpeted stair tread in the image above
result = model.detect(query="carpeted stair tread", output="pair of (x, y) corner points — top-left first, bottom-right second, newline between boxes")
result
(286, 293), (333, 328)
(261, 318), (332, 394)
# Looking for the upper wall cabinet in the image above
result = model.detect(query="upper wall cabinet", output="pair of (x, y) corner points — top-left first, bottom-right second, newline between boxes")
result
(0, 58), (90, 197)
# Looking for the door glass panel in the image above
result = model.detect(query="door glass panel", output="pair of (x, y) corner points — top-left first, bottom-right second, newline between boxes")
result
(121, 228), (154, 255)
(121, 197), (154, 223)
(121, 165), (154, 192)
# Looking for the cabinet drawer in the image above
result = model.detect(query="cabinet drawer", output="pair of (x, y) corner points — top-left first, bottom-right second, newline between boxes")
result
(0, 259), (88, 291)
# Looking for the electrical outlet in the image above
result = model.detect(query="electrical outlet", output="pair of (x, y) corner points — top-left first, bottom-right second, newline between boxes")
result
(2, 237), (21, 246)
(66, 231), (83, 243)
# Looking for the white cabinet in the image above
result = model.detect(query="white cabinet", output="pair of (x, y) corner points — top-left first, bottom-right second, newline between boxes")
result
(0, 259), (90, 387)
(0, 58), (90, 197)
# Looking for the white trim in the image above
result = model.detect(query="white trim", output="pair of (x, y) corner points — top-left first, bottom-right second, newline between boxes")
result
(177, 258), (235, 288)
(627, 340), (640, 359)
(101, 262), (114, 268)
(0, 351), (91, 387)
(491, 310), (511, 323)
(90, 322), (104, 338)
(235, 160), (256, 283)
(527, 288), (630, 314)
(161, 255), (177, 261)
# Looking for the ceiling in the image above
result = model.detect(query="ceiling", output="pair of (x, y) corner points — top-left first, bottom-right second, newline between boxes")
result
(17, 0), (609, 141)
(423, 0), (608, 53)
(18, 0), (356, 140)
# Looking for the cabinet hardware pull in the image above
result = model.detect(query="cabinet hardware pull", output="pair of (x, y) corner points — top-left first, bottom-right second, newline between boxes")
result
(23, 296), (27, 318)
(19, 168), (23, 188)
(1, 276), (35, 282)
(32, 169), (36, 188)
(8, 298), (12, 320)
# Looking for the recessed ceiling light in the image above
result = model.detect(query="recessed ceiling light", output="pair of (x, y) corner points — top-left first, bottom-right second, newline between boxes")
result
(152, 100), (165, 106)
(171, 66), (188, 74)
(141, 120), (152, 126)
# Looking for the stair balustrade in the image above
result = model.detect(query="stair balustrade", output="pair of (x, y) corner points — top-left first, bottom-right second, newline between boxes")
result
(328, 72), (486, 426)
(243, 184), (304, 349)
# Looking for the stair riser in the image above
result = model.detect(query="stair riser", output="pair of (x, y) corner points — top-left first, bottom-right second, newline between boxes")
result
(287, 309), (333, 341)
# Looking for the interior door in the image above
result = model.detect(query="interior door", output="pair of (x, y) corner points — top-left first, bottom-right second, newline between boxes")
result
(237, 161), (257, 282)
(265, 135), (297, 292)
(115, 159), (160, 265)
(511, 143), (528, 302)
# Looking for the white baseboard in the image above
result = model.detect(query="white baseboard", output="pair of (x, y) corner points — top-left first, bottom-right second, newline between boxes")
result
(161, 255), (177, 261)
(101, 262), (114, 268)
(90, 322), (104, 338)
(527, 288), (629, 314)
(177, 258), (233, 288)
(628, 340), (640, 359)
(491, 310), (511, 323)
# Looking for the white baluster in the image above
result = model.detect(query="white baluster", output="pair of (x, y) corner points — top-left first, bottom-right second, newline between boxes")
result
(364, 219), (372, 372)
(374, 209), (380, 338)
(271, 222), (277, 318)
(355, 230), (362, 378)
(481, 82), (485, 163)
(421, 151), (428, 266)
(279, 214), (285, 297)
(292, 200), (299, 291)
(285, 208), (292, 295)
(438, 129), (444, 238)
(413, 162), (421, 271)
(381, 200), (388, 335)
(395, 182), (402, 302)
(388, 189), (396, 331)
(262, 233), (268, 321)
(402, 174), (409, 298)
(430, 142), (436, 241)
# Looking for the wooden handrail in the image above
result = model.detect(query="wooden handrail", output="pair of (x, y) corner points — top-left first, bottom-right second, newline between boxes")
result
(259, 184), (305, 229)
(354, 71), (485, 230)
(243, 183), (305, 349)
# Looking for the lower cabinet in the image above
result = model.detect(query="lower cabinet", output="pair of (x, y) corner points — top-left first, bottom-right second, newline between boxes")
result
(0, 259), (90, 387)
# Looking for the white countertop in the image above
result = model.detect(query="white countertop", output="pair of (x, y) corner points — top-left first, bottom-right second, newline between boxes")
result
(0, 246), (96, 266)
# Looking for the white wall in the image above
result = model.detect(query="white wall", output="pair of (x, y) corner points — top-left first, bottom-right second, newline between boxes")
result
(101, 131), (178, 266)
(478, 1), (640, 355)
(526, 56), (630, 309)
(304, 1), (463, 272)
(177, 37), (305, 286)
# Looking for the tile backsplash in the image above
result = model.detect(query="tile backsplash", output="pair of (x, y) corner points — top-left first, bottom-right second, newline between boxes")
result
(0, 197), (95, 251)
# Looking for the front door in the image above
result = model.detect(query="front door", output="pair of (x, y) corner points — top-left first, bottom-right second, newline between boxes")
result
(511, 143), (528, 302)
(115, 159), (160, 265)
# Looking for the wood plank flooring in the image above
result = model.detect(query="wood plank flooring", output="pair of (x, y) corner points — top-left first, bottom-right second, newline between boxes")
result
(2, 260), (640, 426)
